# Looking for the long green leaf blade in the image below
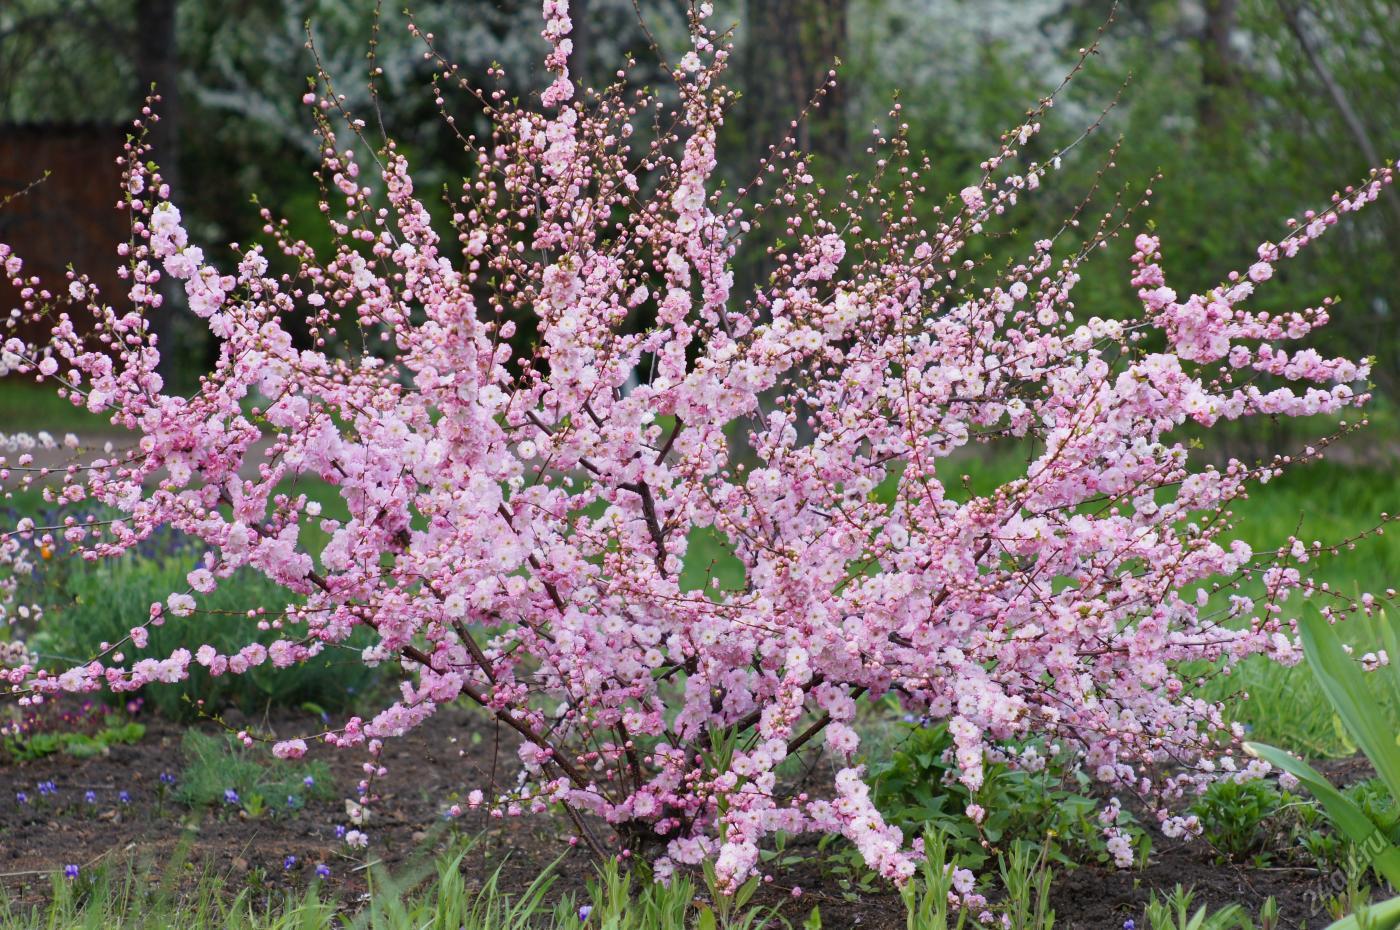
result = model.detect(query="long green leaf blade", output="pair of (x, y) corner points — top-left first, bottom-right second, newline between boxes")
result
(1299, 611), (1400, 800)
(1376, 609), (1400, 712)
(1245, 741), (1400, 887)
(1324, 892), (1400, 930)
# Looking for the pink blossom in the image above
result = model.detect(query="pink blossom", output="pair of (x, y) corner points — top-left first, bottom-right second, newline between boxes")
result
(0, 0), (1392, 891)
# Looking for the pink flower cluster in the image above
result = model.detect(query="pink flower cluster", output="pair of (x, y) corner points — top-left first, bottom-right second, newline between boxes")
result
(1, 0), (1394, 889)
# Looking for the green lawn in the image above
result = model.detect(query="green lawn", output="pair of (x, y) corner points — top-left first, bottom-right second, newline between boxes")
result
(0, 382), (107, 435)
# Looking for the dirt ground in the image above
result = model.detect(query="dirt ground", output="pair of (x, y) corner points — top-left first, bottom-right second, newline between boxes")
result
(0, 702), (1363, 929)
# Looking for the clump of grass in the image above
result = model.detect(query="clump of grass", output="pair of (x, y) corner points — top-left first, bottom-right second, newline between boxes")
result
(175, 730), (333, 816)
(0, 834), (783, 930)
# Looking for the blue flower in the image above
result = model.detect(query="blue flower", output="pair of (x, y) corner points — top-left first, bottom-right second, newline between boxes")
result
(37, 781), (56, 796)
(63, 864), (79, 880)
(159, 772), (177, 786)
(303, 775), (315, 788)
(84, 791), (97, 804)
(118, 791), (131, 805)
(283, 855), (298, 870)
(578, 904), (593, 921)
(15, 792), (28, 805)
(224, 789), (240, 805)
(287, 795), (298, 808)
(1124, 921), (1136, 930)
(315, 863), (331, 878)
(334, 824), (346, 839)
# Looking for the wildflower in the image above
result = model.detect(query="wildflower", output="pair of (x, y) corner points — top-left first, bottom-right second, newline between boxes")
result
(578, 904), (593, 921)
(283, 855), (297, 870)
(159, 772), (177, 787)
(287, 795), (298, 808)
(118, 791), (131, 805)
(334, 824), (346, 839)
(37, 781), (56, 796)
(1124, 921), (1136, 930)
(84, 791), (96, 804)
(344, 829), (368, 849)
(303, 775), (315, 788)
(63, 865), (79, 880)
(224, 789), (240, 805)
(315, 863), (331, 878)
(15, 792), (28, 805)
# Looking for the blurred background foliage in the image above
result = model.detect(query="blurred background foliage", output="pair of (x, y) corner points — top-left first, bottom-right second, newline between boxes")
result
(0, 0), (1395, 402)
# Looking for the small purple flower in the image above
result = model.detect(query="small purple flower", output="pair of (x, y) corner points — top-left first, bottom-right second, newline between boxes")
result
(118, 791), (131, 805)
(224, 789), (240, 805)
(283, 855), (298, 870)
(287, 795), (298, 808)
(159, 772), (177, 786)
(84, 791), (97, 804)
(315, 863), (331, 878)
(1124, 921), (1136, 930)
(578, 904), (593, 921)
(334, 824), (346, 839)
(63, 864), (79, 880)
(303, 775), (315, 788)
(15, 792), (28, 805)
(37, 780), (56, 796)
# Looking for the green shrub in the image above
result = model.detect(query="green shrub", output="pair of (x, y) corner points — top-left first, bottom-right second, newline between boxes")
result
(1189, 778), (1287, 864)
(867, 718), (1143, 870)
(29, 554), (378, 720)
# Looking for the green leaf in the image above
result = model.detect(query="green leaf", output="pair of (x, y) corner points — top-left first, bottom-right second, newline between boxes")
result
(1300, 612), (1400, 801)
(1324, 893), (1400, 930)
(803, 905), (823, 930)
(1245, 742), (1400, 887)
(697, 906), (717, 930)
(1377, 610), (1400, 711)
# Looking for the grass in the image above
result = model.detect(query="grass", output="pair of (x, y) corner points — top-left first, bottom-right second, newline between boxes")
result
(174, 730), (333, 814)
(1198, 457), (1400, 757)
(0, 383), (107, 436)
(0, 836), (783, 930)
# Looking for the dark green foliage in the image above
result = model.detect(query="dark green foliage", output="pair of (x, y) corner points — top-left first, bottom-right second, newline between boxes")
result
(29, 553), (378, 720)
(1189, 778), (1288, 864)
(866, 718), (1144, 870)
(2, 721), (145, 762)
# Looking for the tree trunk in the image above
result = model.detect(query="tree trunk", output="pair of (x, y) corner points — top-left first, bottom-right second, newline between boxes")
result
(740, 0), (848, 170)
(1198, 0), (1239, 131)
(570, 0), (591, 94)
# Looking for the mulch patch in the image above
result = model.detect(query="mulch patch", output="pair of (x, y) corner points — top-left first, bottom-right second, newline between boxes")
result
(0, 702), (1371, 928)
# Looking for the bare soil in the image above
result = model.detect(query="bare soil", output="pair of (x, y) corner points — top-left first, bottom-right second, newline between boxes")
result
(0, 702), (1369, 928)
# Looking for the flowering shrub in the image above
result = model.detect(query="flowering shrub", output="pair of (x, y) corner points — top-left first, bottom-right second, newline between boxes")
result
(0, 0), (1395, 889)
